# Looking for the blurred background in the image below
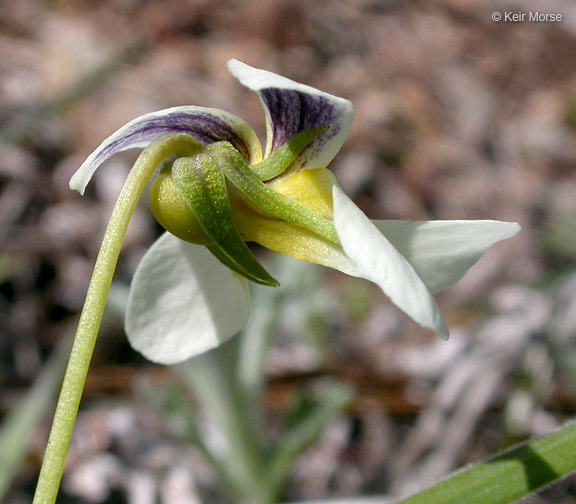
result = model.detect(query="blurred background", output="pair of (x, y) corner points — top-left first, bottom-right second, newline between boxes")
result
(1, 0), (575, 502)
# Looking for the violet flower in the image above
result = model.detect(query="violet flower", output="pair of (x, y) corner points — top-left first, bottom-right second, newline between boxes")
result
(70, 60), (520, 364)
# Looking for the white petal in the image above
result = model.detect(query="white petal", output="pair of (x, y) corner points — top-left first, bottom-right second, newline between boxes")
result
(125, 232), (251, 364)
(374, 220), (521, 293)
(332, 186), (449, 338)
(228, 59), (353, 171)
(70, 106), (262, 195)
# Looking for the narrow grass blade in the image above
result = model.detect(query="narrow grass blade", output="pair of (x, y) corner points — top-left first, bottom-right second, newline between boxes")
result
(397, 420), (576, 504)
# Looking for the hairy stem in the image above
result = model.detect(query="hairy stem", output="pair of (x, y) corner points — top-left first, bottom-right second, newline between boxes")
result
(32, 134), (199, 504)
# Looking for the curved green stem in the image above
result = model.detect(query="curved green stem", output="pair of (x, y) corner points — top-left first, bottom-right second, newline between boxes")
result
(32, 134), (199, 504)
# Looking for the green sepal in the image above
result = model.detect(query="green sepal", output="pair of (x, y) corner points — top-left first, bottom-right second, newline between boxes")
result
(251, 127), (328, 181)
(170, 155), (279, 287)
(206, 244), (274, 286)
(207, 143), (339, 245)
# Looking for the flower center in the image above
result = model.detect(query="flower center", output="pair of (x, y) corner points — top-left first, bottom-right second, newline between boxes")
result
(148, 131), (338, 286)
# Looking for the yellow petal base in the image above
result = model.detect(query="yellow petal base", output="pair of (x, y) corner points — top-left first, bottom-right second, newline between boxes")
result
(234, 168), (360, 276)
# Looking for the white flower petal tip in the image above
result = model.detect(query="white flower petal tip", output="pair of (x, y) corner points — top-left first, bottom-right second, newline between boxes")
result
(227, 59), (354, 170)
(332, 185), (449, 339)
(70, 106), (261, 195)
(374, 220), (521, 294)
(125, 233), (251, 365)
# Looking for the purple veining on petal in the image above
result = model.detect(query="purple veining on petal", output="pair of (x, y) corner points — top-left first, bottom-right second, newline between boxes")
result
(71, 106), (261, 194)
(98, 109), (254, 166)
(259, 88), (345, 164)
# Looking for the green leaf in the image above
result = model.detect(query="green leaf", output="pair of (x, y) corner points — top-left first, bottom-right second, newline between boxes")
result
(396, 420), (576, 504)
(171, 155), (279, 286)
(266, 382), (352, 498)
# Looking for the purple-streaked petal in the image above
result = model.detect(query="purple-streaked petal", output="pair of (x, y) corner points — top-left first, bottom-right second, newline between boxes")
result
(125, 232), (251, 364)
(228, 59), (354, 172)
(70, 106), (262, 194)
(332, 185), (449, 339)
